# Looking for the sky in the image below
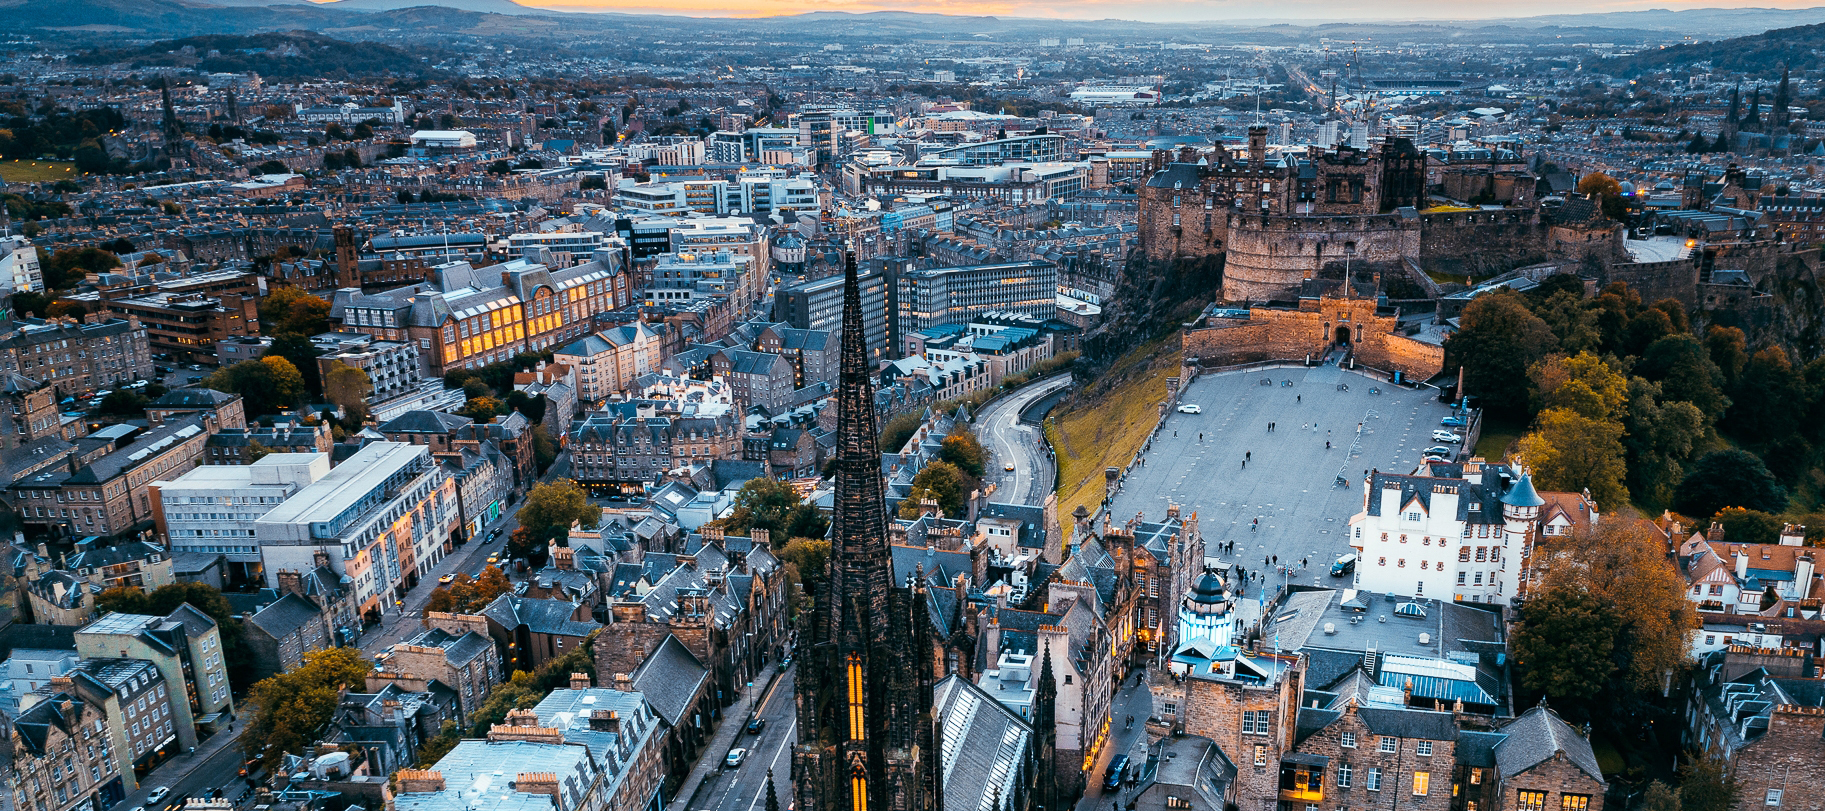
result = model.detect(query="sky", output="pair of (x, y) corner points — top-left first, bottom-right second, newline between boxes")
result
(498, 0), (1825, 22)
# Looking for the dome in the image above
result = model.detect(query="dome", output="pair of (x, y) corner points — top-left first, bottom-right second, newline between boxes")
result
(1183, 568), (1231, 615)
(1501, 470), (1545, 508)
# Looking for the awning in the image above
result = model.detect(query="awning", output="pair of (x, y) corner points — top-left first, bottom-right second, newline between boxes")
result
(1281, 753), (1330, 767)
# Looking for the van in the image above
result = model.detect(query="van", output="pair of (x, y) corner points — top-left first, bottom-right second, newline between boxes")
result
(1331, 553), (1357, 577)
(1103, 754), (1129, 792)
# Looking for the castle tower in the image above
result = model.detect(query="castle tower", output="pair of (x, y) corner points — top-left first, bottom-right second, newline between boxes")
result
(333, 225), (360, 289)
(1498, 466), (1544, 602)
(794, 250), (942, 811)
(1247, 124), (1268, 170)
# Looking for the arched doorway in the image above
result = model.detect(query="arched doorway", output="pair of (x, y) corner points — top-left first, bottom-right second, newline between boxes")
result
(1335, 326), (1352, 346)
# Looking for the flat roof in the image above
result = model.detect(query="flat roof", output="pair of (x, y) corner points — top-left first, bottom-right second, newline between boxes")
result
(255, 442), (424, 525)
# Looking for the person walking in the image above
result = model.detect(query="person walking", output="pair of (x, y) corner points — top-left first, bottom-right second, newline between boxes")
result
(1245, 451), (1251, 461)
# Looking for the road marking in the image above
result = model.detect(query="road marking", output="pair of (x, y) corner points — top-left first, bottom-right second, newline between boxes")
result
(745, 719), (798, 811)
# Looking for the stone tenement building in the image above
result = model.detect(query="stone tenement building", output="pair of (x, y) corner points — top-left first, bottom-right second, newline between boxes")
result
(1137, 126), (1556, 302)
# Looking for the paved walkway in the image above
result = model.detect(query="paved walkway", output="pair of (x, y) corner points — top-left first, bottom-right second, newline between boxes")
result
(1074, 672), (1157, 811)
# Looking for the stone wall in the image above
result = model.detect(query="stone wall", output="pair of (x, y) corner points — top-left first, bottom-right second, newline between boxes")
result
(1605, 257), (1701, 307)
(1182, 298), (1445, 380)
(1500, 751), (1609, 811)
(1174, 657), (1304, 805)
(1287, 701), (1458, 811)
(1733, 705), (1825, 811)
(1222, 213), (1420, 302)
(1419, 209), (1551, 276)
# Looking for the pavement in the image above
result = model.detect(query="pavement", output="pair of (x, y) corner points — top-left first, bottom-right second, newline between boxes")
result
(1074, 672), (1157, 811)
(668, 662), (798, 811)
(1105, 362), (1455, 628)
(977, 374), (1072, 506)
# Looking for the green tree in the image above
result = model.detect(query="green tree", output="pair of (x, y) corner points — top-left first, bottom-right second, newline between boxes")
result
(43, 246), (121, 291)
(938, 430), (987, 477)
(1512, 582), (1615, 706)
(517, 479), (602, 544)
(242, 647), (373, 771)
(97, 390), (148, 415)
(1704, 325), (1748, 389)
(531, 424), (558, 475)
(1637, 334), (1730, 419)
(1727, 347), (1808, 445)
(1443, 290), (1555, 419)
(259, 287), (331, 337)
(255, 159), (289, 175)
(457, 396), (502, 421)
(264, 333), (325, 397)
(1516, 408), (1629, 508)
(205, 356), (306, 416)
(878, 411), (922, 453)
(1713, 507), (1783, 545)
(323, 361), (373, 427)
(1531, 290), (1601, 356)
(720, 477), (807, 542)
(1639, 781), (1680, 811)
(899, 460), (968, 519)
(1674, 449), (1789, 521)
(1622, 378), (1706, 507)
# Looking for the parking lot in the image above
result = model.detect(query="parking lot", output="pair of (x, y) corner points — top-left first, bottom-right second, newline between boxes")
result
(1105, 363), (1457, 609)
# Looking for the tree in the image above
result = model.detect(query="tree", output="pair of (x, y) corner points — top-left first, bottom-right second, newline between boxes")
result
(43, 246), (121, 291)
(1639, 782), (1679, 811)
(778, 537), (830, 618)
(1674, 449), (1789, 520)
(938, 430), (987, 477)
(899, 460), (968, 519)
(1713, 507), (1783, 545)
(720, 477), (807, 542)
(517, 479), (602, 544)
(531, 424), (558, 475)
(1530, 352), (1627, 421)
(1637, 334), (1730, 419)
(878, 411), (922, 453)
(457, 396), (502, 421)
(256, 159), (289, 175)
(1622, 378), (1706, 507)
(1575, 171), (1627, 221)
(265, 333), (325, 397)
(487, 159), (512, 175)
(1531, 291), (1600, 356)
(97, 390), (149, 415)
(1443, 290), (1555, 419)
(1516, 408), (1628, 508)
(504, 390), (547, 424)
(1703, 325), (1747, 388)
(259, 287), (331, 337)
(323, 361), (373, 426)
(1512, 583), (1615, 707)
(242, 647), (373, 772)
(204, 356), (306, 416)
(1679, 750), (1739, 811)
(1726, 347), (1808, 445)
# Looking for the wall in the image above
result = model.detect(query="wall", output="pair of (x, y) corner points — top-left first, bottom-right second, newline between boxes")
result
(1182, 299), (1445, 380)
(1222, 213), (1420, 302)
(1605, 257), (1701, 308)
(1732, 706), (1825, 811)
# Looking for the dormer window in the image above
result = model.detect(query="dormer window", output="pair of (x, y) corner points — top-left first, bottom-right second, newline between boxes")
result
(1407, 511), (1422, 522)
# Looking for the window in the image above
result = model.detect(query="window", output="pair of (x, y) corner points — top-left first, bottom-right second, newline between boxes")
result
(1412, 772), (1430, 796)
(1407, 511), (1422, 521)
(1365, 768), (1381, 791)
(1340, 731), (1356, 748)
(1766, 789), (1784, 806)
(1562, 795), (1590, 811)
(1416, 741), (1433, 756)
(1254, 745), (1267, 767)
(1379, 736), (1396, 753)
(1457, 572), (1467, 585)
(1165, 797), (1189, 810)
(1242, 710), (1270, 734)
(1517, 790), (1548, 811)
(1469, 768), (1481, 785)
(1337, 763), (1352, 787)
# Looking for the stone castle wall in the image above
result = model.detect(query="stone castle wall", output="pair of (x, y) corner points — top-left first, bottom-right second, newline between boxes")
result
(1221, 213), (1421, 302)
(1183, 298), (1446, 380)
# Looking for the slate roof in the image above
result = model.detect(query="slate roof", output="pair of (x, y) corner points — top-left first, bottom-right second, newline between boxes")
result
(12, 691), (86, 756)
(481, 594), (601, 638)
(64, 541), (168, 572)
(1493, 703), (1605, 782)
(151, 388), (239, 408)
(933, 674), (1031, 811)
(246, 592), (322, 639)
(631, 634), (708, 726)
(379, 410), (474, 435)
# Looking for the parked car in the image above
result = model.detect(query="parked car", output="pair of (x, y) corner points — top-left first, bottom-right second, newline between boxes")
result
(1331, 553), (1357, 577)
(1441, 416), (1469, 427)
(1423, 446), (1452, 457)
(488, 527), (503, 541)
(1177, 403), (1202, 414)
(146, 788), (170, 805)
(1431, 430), (1463, 443)
(726, 748), (748, 768)
(1103, 754), (1129, 792)
(439, 574), (455, 585)
(745, 718), (766, 734)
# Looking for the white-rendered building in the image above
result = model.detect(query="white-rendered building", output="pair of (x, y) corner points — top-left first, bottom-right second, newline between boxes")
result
(1173, 567), (1237, 655)
(1346, 461), (1594, 606)
(152, 453), (331, 580)
(254, 442), (457, 620)
(0, 236), (43, 293)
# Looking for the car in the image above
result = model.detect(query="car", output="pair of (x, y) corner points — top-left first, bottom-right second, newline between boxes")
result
(1177, 403), (1202, 414)
(726, 748), (748, 768)
(487, 555), (500, 565)
(147, 788), (171, 805)
(1331, 553), (1357, 577)
(1004, 462), (1017, 472)
(1103, 754), (1130, 792)
(1423, 446), (1452, 457)
(1441, 416), (1469, 427)
(187, 375), (204, 384)
(439, 574), (455, 585)
(745, 717), (766, 734)
(488, 527), (503, 541)
(1431, 430), (1463, 443)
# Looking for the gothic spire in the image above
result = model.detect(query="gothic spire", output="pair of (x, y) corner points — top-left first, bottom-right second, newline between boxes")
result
(829, 247), (891, 637)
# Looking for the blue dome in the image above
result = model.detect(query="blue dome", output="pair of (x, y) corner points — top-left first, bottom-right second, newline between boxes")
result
(1501, 471), (1545, 507)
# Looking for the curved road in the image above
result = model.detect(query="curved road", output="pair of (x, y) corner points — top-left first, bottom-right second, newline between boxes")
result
(976, 375), (1072, 506)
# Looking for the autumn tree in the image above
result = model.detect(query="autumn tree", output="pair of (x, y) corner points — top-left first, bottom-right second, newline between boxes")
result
(206, 356), (306, 416)
(1575, 170), (1627, 221)
(242, 647), (373, 772)
(1516, 408), (1628, 507)
(457, 396), (502, 422)
(899, 460), (969, 519)
(259, 287), (331, 338)
(1679, 750), (1739, 811)
(323, 361), (373, 426)
(517, 479), (602, 545)
(938, 429), (987, 477)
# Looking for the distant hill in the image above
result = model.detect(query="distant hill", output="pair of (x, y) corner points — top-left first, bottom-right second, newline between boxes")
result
(1488, 6), (1825, 38)
(70, 31), (444, 79)
(1613, 20), (1825, 75)
(318, 0), (543, 15)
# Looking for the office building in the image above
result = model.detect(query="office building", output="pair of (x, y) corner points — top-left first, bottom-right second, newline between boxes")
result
(922, 134), (1066, 165)
(773, 269), (890, 364)
(0, 235), (43, 292)
(97, 292), (259, 366)
(9, 416), (213, 540)
(151, 453), (331, 583)
(312, 332), (423, 405)
(253, 442), (457, 622)
(505, 231), (611, 264)
(893, 260), (1057, 354)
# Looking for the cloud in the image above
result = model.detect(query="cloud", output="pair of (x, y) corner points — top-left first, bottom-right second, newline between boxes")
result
(519, 0), (1825, 22)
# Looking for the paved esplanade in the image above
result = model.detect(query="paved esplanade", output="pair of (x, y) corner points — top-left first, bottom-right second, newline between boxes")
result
(1107, 363), (1456, 596)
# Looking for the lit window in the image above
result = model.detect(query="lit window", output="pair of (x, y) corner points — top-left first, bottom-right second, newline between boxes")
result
(1413, 772), (1430, 796)
(1562, 795), (1590, 811)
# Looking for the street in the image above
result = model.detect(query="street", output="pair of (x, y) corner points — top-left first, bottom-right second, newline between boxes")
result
(1074, 672), (1157, 811)
(687, 663), (799, 811)
(976, 374), (1071, 506)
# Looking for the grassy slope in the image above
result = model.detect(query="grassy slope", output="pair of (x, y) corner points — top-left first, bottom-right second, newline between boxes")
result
(1047, 334), (1180, 523)
(0, 161), (76, 183)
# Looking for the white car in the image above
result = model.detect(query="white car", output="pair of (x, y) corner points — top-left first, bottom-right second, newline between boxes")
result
(726, 748), (747, 768)
(1177, 404), (1202, 414)
(146, 788), (171, 805)
(1431, 430), (1463, 443)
